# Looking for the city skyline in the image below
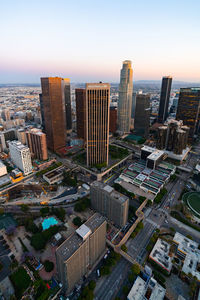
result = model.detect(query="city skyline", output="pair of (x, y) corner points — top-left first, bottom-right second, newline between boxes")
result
(1, 0), (200, 83)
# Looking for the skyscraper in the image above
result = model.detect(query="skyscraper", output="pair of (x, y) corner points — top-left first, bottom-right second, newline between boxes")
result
(176, 88), (200, 141)
(158, 76), (172, 123)
(75, 88), (86, 140)
(26, 128), (48, 161)
(63, 79), (72, 133)
(40, 77), (66, 152)
(109, 106), (117, 133)
(86, 83), (110, 167)
(134, 94), (150, 138)
(56, 213), (106, 292)
(117, 60), (133, 134)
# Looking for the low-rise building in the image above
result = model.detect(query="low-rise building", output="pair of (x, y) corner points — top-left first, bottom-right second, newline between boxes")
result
(43, 168), (64, 185)
(173, 232), (200, 281)
(149, 239), (173, 274)
(127, 275), (166, 300)
(90, 181), (129, 227)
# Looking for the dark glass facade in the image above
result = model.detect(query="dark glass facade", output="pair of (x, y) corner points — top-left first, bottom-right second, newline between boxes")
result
(40, 77), (66, 152)
(75, 88), (86, 140)
(109, 107), (117, 133)
(176, 88), (200, 141)
(134, 94), (150, 138)
(158, 76), (172, 123)
(64, 79), (72, 132)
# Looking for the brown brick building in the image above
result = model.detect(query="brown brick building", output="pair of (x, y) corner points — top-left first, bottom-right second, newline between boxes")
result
(26, 128), (48, 161)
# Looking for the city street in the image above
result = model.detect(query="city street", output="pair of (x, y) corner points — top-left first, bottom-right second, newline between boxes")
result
(94, 258), (131, 300)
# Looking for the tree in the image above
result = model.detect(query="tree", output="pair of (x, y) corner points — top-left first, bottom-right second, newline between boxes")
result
(44, 260), (54, 272)
(40, 207), (49, 217)
(0, 208), (4, 215)
(73, 217), (82, 227)
(131, 264), (140, 275)
(20, 204), (29, 213)
(88, 280), (96, 290)
(121, 244), (127, 252)
(30, 233), (45, 250)
(137, 221), (144, 230)
(122, 285), (129, 295)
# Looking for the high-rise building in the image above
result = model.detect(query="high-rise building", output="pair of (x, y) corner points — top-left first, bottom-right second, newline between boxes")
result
(131, 91), (136, 119)
(56, 213), (106, 292)
(9, 141), (32, 175)
(75, 89), (86, 140)
(156, 119), (189, 154)
(90, 181), (129, 227)
(17, 128), (26, 145)
(118, 60), (133, 134)
(134, 94), (150, 138)
(40, 77), (66, 152)
(39, 94), (45, 131)
(176, 88), (200, 140)
(109, 106), (117, 133)
(63, 79), (72, 133)
(0, 129), (16, 151)
(26, 128), (48, 160)
(86, 83), (110, 167)
(158, 76), (172, 123)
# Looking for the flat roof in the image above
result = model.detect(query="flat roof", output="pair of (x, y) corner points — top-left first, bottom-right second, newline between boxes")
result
(147, 150), (164, 161)
(127, 276), (166, 300)
(56, 213), (105, 262)
(92, 181), (128, 203)
(173, 232), (199, 255)
(141, 146), (155, 153)
(76, 224), (91, 240)
(0, 161), (6, 168)
(149, 239), (173, 272)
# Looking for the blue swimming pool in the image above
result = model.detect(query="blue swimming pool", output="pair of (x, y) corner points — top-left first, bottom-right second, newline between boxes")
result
(42, 217), (58, 230)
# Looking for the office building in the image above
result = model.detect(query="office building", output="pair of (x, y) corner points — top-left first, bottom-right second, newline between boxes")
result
(90, 181), (129, 227)
(158, 76), (172, 123)
(86, 83), (110, 167)
(118, 60), (133, 134)
(0, 129), (16, 151)
(75, 89), (86, 140)
(127, 275), (166, 300)
(109, 106), (117, 133)
(156, 119), (189, 155)
(134, 94), (150, 138)
(63, 79), (72, 133)
(40, 77), (66, 152)
(17, 128), (26, 145)
(9, 141), (32, 175)
(131, 91), (136, 119)
(26, 128), (48, 161)
(56, 213), (106, 292)
(176, 88), (200, 140)
(39, 93), (45, 131)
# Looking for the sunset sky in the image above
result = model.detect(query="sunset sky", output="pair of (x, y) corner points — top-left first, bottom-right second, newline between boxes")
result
(1, 0), (200, 83)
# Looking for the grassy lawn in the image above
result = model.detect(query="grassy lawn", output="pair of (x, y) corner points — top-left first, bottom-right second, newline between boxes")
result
(10, 267), (31, 299)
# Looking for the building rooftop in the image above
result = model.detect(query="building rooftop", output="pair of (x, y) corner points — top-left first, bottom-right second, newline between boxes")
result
(76, 224), (91, 241)
(0, 161), (6, 169)
(127, 276), (166, 300)
(8, 140), (29, 151)
(147, 150), (164, 161)
(56, 213), (105, 262)
(149, 239), (173, 273)
(141, 146), (155, 153)
(173, 232), (199, 255)
(92, 181), (129, 204)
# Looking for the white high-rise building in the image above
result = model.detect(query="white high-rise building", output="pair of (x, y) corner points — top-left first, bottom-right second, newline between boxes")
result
(117, 60), (133, 134)
(9, 141), (32, 175)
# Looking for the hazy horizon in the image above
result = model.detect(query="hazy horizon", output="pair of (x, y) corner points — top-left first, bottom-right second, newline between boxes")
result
(1, 0), (200, 83)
